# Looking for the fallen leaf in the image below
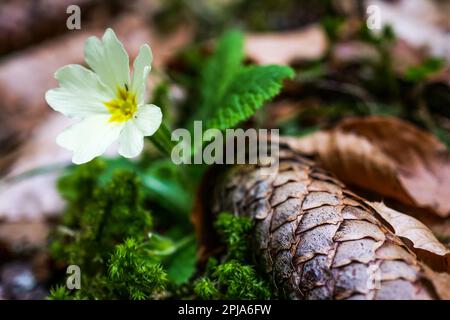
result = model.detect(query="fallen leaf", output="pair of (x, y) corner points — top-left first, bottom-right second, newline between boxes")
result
(332, 41), (380, 65)
(0, 220), (50, 253)
(281, 116), (450, 217)
(245, 25), (328, 65)
(423, 265), (450, 300)
(368, 202), (450, 272)
(207, 144), (450, 298)
(389, 40), (426, 73)
(366, 0), (450, 61)
(0, 113), (71, 221)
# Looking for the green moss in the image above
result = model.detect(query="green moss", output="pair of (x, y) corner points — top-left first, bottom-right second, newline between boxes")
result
(49, 160), (167, 300)
(108, 238), (167, 300)
(214, 260), (271, 299)
(194, 277), (219, 299)
(194, 212), (272, 300)
(48, 285), (81, 300)
(214, 212), (253, 260)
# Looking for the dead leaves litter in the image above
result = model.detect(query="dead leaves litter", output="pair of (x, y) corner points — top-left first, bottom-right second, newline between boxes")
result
(245, 25), (328, 65)
(369, 202), (450, 273)
(282, 116), (450, 217)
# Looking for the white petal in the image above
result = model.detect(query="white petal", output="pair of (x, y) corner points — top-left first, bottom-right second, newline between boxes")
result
(131, 44), (152, 104)
(56, 115), (123, 164)
(118, 122), (144, 158)
(45, 65), (113, 118)
(133, 104), (162, 136)
(84, 28), (130, 91)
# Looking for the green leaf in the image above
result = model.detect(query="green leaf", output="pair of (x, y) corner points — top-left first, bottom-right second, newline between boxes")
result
(404, 57), (444, 82)
(140, 159), (193, 215)
(165, 238), (197, 285)
(147, 233), (178, 256)
(199, 30), (244, 119)
(206, 65), (294, 130)
(194, 30), (294, 131)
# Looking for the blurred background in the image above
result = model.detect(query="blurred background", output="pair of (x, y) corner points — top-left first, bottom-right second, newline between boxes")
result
(0, 0), (449, 299)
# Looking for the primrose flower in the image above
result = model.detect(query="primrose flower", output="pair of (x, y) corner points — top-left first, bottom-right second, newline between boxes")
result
(45, 28), (162, 164)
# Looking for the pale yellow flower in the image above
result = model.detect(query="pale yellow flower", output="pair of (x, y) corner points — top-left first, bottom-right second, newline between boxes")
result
(45, 28), (162, 164)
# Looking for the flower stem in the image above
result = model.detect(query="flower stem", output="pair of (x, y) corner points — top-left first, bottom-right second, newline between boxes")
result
(149, 122), (175, 157)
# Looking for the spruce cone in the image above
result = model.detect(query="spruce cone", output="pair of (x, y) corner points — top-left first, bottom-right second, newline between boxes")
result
(211, 144), (443, 300)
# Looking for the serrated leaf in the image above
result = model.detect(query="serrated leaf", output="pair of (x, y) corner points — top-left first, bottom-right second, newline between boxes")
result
(193, 30), (294, 131)
(206, 65), (294, 130)
(199, 30), (244, 118)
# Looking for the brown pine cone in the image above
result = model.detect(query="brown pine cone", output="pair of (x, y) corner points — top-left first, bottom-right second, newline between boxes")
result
(211, 144), (443, 300)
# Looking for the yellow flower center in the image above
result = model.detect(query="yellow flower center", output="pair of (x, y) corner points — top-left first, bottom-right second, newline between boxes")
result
(104, 86), (137, 122)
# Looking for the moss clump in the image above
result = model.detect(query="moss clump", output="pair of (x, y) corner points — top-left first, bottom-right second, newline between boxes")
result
(49, 160), (167, 300)
(108, 238), (167, 300)
(214, 212), (253, 260)
(193, 277), (219, 299)
(194, 212), (271, 300)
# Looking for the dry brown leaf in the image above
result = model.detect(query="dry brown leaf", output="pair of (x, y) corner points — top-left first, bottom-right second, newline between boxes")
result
(281, 116), (450, 217)
(245, 25), (328, 65)
(423, 265), (450, 300)
(368, 202), (450, 272)
(0, 220), (50, 252)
